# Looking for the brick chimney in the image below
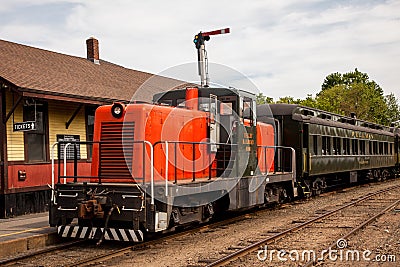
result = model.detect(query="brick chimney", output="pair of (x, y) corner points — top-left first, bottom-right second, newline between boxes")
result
(86, 37), (100, 64)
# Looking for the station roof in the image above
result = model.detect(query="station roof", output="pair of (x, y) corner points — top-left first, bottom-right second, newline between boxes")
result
(0, 39), (188, 104)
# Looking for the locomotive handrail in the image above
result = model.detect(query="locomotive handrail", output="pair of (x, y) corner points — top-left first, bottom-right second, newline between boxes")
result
(154, 141), (238, 146)
(153, 140), (238, 194)
(51, 142), (58, 204)
(143, 140), (155, 205)
(52, 140), (156, 205)
(63, 143), (72, 184)
(58, 193), (78, 198)
(165, 141), (169, 197)
(57, 207), (78, 211)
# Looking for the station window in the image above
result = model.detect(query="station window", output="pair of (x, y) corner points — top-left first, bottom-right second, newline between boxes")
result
(379, 142), (383, 155)
(86, 107), (96, 160)
(390, 143), (393, 155)
(23, 100), (48, 162)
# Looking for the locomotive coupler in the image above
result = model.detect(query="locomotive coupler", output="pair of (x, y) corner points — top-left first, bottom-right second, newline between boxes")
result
(78, 197), (106, 220)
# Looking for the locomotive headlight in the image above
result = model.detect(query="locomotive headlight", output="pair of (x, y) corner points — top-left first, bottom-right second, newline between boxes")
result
(111, 103), (124, 118)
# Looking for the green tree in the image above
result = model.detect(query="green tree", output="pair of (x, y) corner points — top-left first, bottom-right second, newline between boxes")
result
(276, 96), (302, 104)
(315, 85), (345, 115)
(317, 68), (390, 125)
(321, 72), (342, 92)
(300, 94), (318, 109)
(259, 68), (399, 126)
(256, 93), (274, 105)
(321, 68), (372, 92)
(342, 68), (371, 86)
(385, 93), (400, 125)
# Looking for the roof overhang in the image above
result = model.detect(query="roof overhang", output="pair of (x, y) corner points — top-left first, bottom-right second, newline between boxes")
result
(22, 91), (108, 105)
(1, 77), (127, 105)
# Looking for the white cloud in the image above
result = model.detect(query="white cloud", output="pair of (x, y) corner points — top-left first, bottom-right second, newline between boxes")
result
(1, 0), (399, 100)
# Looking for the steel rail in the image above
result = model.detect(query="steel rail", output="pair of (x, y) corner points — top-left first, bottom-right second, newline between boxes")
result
(4, 183), (397, 266)
(302, 198), (400, 267)
(64, 213), (254, 267)
(205, 184), (400, 267)
(0, 240), (85, 265)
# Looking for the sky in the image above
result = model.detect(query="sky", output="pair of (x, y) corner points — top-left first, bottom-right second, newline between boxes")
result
(1, 0), (399, 100)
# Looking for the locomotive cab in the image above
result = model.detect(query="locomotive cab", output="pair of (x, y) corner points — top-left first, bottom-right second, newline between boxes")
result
(153, 87), (258, 177)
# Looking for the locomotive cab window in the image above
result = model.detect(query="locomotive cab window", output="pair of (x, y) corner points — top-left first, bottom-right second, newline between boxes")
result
(199, 98), (210, 112)
(220, 102), (233, 115)
(177, 99), (185, 108)
(242, 97), (256, 126)
(159, 99), (173, 106)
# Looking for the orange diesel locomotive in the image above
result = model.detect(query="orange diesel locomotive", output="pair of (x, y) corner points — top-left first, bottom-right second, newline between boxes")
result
(50, 87), (296, 242)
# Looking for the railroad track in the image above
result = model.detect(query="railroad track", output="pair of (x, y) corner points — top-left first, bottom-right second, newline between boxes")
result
(64, 211), (257, 267)
(0, 209), (255, 267)
(0, 194), (317, 267)
(0, 240), (86, 266)
(2, 180), (399, 266)
(200, 184), (400, 266)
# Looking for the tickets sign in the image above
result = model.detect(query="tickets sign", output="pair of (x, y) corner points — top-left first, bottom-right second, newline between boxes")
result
(13, 121), (36, 132)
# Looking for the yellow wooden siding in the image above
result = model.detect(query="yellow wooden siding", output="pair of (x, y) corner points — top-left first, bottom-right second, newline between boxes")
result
(48, 101), (88, 160)
(6, 92), (25, 161)
(5, 93), (89, 162)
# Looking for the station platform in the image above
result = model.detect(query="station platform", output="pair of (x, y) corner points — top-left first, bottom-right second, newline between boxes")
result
(0, 212), (58, 259)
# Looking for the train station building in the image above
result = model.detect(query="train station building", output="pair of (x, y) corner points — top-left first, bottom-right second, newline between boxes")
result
(0, 37), (184, 218)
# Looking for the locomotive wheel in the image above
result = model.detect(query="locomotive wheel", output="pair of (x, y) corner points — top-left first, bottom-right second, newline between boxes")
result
(382, 170), (390, 181)
(264, 185), (291, 204)
(311, 178), (326, 196)
(374, 169), (382, 181)
(278, 188), (290, 203)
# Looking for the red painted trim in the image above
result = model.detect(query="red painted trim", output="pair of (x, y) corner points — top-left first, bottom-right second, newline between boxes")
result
(8, 159), (90, 165)
(7, 162), (91, 190)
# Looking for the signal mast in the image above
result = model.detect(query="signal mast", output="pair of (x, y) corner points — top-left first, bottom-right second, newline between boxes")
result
(193, 28), (230, 87)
